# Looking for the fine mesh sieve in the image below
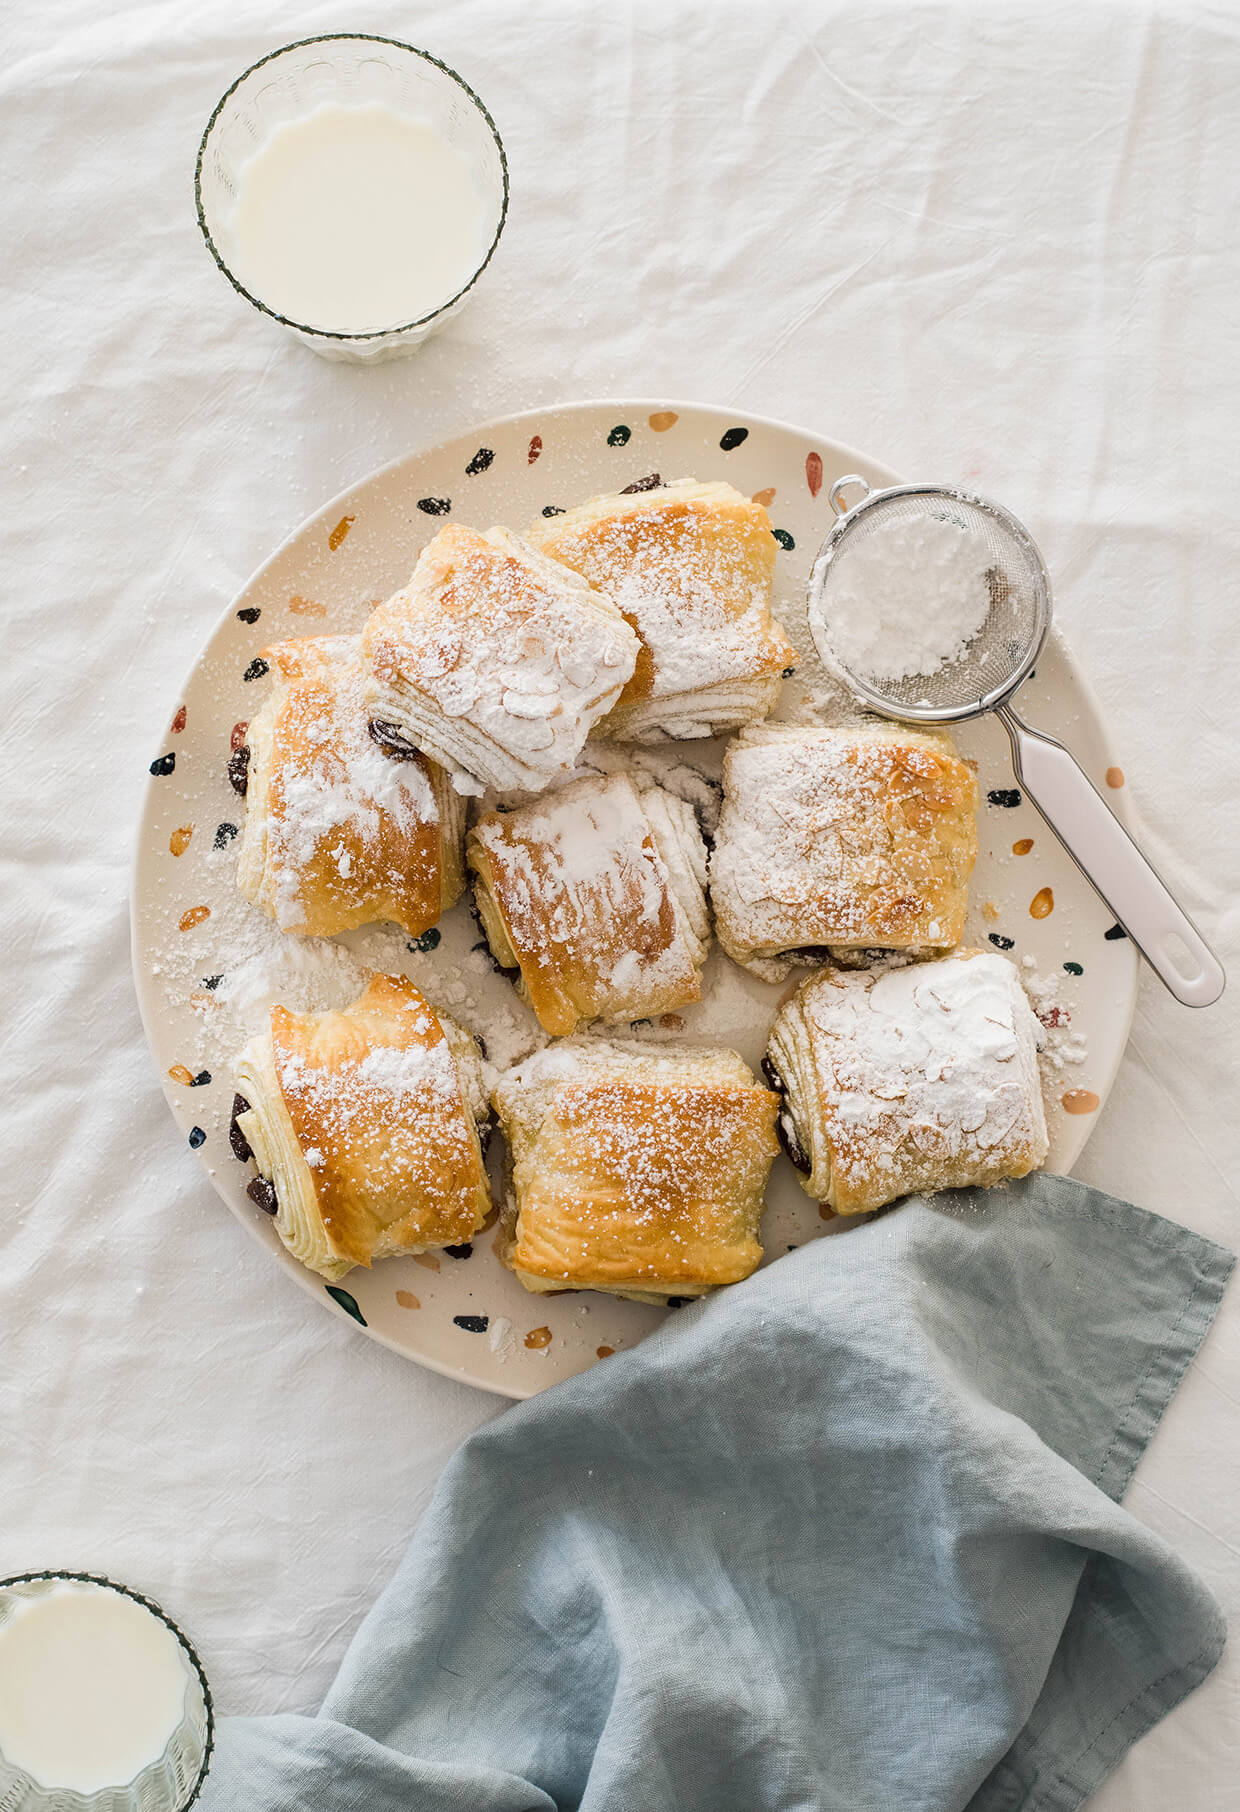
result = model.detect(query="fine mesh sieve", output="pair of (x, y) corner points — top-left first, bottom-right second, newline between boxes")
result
(805, 475), (1224, 1008)
(808, 479), (1051, 720)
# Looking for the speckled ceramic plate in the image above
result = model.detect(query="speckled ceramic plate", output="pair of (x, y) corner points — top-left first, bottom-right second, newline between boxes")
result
(131, 400), (1139, 1399)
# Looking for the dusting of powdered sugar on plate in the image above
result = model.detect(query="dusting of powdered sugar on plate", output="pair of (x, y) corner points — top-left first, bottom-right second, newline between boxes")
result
(1020, 954), (1089, 1078)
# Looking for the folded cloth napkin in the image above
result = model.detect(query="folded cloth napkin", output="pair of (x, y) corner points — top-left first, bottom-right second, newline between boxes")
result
(201, 1174), (1233, 1812)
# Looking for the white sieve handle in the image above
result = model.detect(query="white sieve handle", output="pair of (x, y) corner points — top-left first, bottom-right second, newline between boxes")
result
(998, 705), (1225, 1006)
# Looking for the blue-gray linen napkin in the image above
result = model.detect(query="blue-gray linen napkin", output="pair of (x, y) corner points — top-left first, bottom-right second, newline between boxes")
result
(200, 1173), (1233, 1812)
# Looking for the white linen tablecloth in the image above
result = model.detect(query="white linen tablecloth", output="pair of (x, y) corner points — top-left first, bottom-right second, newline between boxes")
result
(2, 3), (1237, 1804)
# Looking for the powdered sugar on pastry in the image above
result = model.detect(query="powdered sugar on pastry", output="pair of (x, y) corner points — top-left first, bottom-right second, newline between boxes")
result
(362, 524), (640, 794)
(270, 1037), (467, 1167)
(467, 771), (711, 1035)
(527, 479), (798, 742)
(765, 950), (1048, 1215)
(492, 1037), (778, 1303)
(234, 975), (491, 1279)
(568, 740), (725, 844)
(710, 722), (978, 979)
(236, 635), (461, 937)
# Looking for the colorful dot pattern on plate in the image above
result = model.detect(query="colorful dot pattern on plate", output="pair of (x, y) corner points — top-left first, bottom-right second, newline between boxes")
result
(132, 402), (1138, 1400)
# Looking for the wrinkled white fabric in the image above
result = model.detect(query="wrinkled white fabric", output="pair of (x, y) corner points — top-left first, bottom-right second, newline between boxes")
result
(0, 3), (1236, 1806)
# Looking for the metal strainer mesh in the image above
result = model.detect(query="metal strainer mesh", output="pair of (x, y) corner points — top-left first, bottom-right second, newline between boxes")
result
(809, 485), (1052, 722)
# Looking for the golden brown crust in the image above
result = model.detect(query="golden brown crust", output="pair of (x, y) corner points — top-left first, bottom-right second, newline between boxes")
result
(266, 974), (490, 1270)
(710, 723), (978, 977)
(527, 481), (799, 739)
(238, 635), (462, 938)
(493, 1041), (778, 1299)
(467, 773), (710, 1036)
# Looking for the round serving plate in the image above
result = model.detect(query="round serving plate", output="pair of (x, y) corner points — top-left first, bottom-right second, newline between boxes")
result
(131, 400), (1139, 1399)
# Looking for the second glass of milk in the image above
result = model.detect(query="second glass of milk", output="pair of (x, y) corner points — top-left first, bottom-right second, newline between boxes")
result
(0, 1573), (212, 1811)
(196, 35), (508, 362)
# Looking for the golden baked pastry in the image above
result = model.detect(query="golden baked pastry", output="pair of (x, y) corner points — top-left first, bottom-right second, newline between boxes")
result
(361, 524), (640, 794)
(763, 950), (1049, 1215)
(527, 478), (799, 741)
(468, 771), (711, 1036)
(709, 723), (978, 980)
(493, 1038), (779, 1303)
(235, 635), (464, 938)
(231, 974), (492, 1281)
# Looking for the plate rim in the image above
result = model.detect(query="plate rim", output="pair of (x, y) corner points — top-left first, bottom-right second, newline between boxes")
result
(129, 397), (1140, 1397)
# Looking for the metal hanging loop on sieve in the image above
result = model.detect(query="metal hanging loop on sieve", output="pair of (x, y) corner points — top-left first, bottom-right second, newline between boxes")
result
(827, 475), (871, 518)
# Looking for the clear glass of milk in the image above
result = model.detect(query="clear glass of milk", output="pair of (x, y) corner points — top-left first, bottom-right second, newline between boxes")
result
(0, 1573), (212, 1811)
(196, 35), (508, 362)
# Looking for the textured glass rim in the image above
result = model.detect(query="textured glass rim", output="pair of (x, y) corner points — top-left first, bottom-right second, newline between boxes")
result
(0, 1570), (214, 1810)
(194, 32), (510, 342)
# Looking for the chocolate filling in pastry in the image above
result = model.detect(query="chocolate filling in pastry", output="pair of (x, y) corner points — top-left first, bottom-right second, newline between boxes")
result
(466, 899), (520, 979)
(247, 1175), (278, 1215)
(367, 718), (423, 760)
(229, 1093), (253, 1162)
(689, 776), (724, 851)
(761, 1056), (811, 1175)
(469, 937), (507, 975)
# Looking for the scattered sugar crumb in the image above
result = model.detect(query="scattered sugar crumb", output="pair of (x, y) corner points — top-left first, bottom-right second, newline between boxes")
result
(1020, 955), (1089, 1075)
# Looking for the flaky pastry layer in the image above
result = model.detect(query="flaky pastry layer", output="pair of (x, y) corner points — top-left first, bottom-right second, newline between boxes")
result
(492, 1038), (778, 1302)
(236, 634), (464, 938)
(468, 770), (711, 1036)
(527, 479), (799, 743)
(362, 524), (640, 794)
(234, 974), (491, 1280)
(710, 722), (978, 980)
(764, 950), (1048, 1215)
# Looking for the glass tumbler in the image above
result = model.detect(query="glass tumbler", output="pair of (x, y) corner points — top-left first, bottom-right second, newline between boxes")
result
(195, 34), (508, 363)
(0, 1573), (213, 1812)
